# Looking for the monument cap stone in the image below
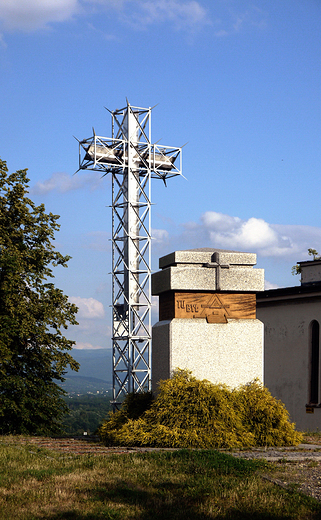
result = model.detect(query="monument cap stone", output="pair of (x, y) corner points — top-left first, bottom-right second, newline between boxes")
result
(159, 248), (257, 269)
(153, 248), (264, 295)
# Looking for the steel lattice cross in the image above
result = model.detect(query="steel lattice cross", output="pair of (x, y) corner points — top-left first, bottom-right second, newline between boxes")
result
(76, 101), (182, 408)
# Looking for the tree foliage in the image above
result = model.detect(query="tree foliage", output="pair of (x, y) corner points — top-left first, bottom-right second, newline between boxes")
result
(99, 370), (302, 448)
(0, 159), (79, 435)
(62, 395), (113, 436)
(292, 248), (321, 275)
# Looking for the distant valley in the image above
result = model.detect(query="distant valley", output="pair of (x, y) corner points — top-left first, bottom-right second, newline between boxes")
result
(60, 375), (112, 394)
(61, 348), (112, 394)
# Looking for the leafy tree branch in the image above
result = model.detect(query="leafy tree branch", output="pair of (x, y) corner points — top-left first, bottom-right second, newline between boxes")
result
(0, 159), (79, 435)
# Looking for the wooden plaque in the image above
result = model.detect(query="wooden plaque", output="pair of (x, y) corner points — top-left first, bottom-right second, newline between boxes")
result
(159, 292), (256, 323)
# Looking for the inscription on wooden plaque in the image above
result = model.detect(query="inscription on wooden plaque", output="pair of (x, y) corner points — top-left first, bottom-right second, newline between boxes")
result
(159, 292), (256, 323)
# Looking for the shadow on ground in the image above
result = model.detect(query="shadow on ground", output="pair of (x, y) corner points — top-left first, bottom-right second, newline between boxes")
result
(39, 479), (321, 520)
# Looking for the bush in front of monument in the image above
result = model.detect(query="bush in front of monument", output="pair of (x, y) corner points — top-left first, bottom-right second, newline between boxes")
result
(99, 370), (302, 448)
(235, 379), (302, 447)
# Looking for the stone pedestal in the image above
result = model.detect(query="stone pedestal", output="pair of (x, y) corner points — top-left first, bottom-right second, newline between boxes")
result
(152, 248), (264, 392)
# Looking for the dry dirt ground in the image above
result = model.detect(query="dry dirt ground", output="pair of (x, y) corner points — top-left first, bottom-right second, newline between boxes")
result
(7, 435), (321, 502)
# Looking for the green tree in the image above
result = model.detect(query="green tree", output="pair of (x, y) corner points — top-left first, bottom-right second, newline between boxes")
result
(292, 248), (321, 275)
(0, 159), (79, 435)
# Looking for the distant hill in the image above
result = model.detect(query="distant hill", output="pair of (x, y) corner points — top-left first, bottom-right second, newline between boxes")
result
(66, 348), (112, 382)
(60, 375), (112, 394)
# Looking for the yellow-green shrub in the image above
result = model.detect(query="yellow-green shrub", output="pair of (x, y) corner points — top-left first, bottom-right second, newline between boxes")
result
(234, 379), (302, 446)
(99, 370), (302, 448)
(99, 391), (153, 446)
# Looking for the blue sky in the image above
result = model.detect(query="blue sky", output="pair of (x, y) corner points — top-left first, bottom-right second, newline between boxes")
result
(1, 0), (321, 354)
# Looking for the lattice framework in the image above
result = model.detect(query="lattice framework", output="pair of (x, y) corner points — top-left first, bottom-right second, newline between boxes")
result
(77, 102), (182, 406)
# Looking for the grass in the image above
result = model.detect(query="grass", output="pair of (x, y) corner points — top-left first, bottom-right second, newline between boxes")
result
(0, 437), (320, 519)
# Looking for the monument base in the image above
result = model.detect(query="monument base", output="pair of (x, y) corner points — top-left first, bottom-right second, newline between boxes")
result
(152, 318), (263, 393)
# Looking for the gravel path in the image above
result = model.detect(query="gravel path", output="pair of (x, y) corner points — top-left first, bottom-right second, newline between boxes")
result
(232, 442), (321, 501)
(4, 436), (178, 455)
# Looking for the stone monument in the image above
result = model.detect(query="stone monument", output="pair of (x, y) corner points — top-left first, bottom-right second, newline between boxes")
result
(152, 248), (264, 392)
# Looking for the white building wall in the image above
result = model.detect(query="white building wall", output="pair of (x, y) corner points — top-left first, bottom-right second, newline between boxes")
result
(257, 298), (321, 431)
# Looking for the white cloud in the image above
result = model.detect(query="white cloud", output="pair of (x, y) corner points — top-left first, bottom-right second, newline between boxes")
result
(86, 21), (118, 40)
(0, 31), (6, 47)
(207, 216), (278, 250)
(152, 228), (169, 244)
(134, 0), (209, 30)
(265, 280), (279, 290)
(0, 0), (267, 37)
(69, 296), (105, 318)
(31, 171), (105, 195)
(85, 0), (210, 32)
(152, 294), (159, 321)
(201, 211), (296, 257)
(0, 0), (79, 31)
(213, 4), (267, 37)
(0, 0), (209, 33)
(202, 211), (241, 232)
(76, 320), (112, 337)
(83, 0), (125, 7)
(74, 341), (105, 349)
(153, 211), (321, 264)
